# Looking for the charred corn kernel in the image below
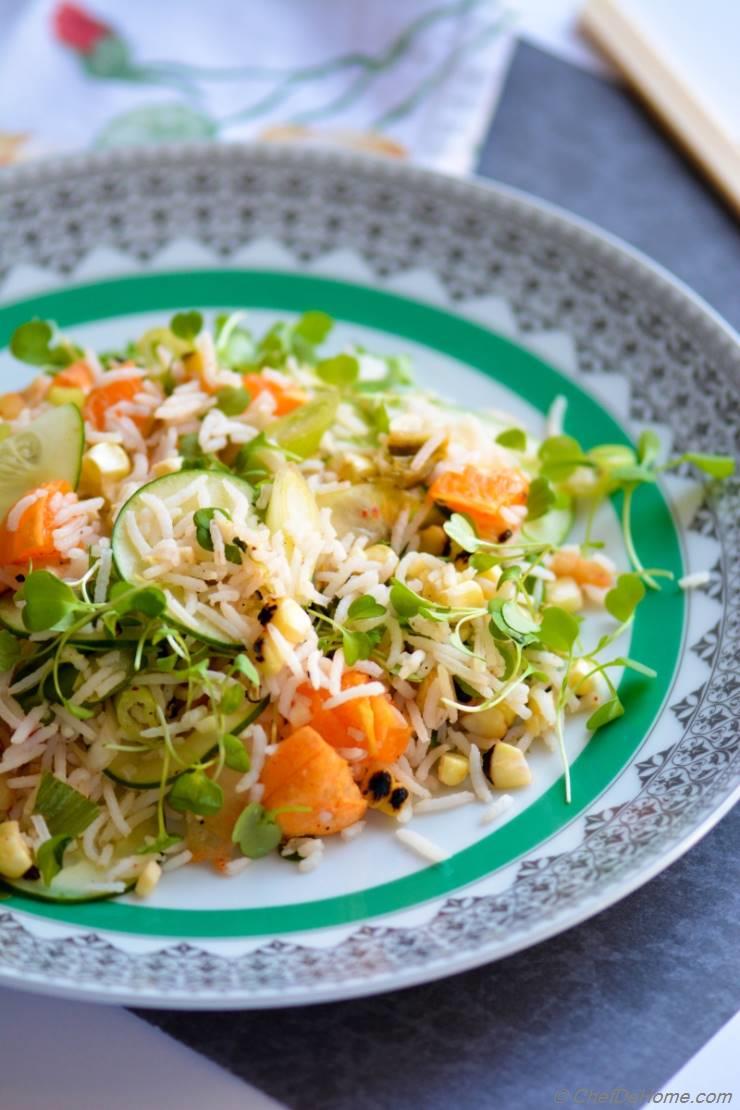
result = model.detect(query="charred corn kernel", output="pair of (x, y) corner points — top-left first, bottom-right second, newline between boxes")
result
(336, 453), (376, 481)
(256, 633), (284, 679)
(545, 575), (583, 613)
(490, 742), (532, 790)
(183, 350), (205, 379)
(440, 580), (485, 609)
(80, 443), (132, 495)
(418, 525), (448, 555)
(151, 456), (183, 478)
(463, 704), (508, 741)
(273, 598), (312, 645)
(135, 859), (162, 898)
(437, 751), (469, 787)
(0, 392), (24, 420)
(365, 544), (398, 569)
(0, 820), (33, 879)
(363, 769), (410, 818)
(0, 778), (13, 814)
(48, 385), (85, 410)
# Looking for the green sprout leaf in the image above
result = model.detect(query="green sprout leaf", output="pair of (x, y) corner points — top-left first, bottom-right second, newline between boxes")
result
(216, 386), (251, 417)
(443, 513), (480, 553)
(36, 834), (72, 886)
(668, 452), (735, 479)
(136, 832), (183, 856)
(10, 319), (77, 369)
(347, 595), (386, 622)
(232, 802), (283, 859)
(538, 435), (591, 482)
(605, 573), (646, 622)
(214, 314), (255, 368)
(538, 606), (580, 654)
(526, 476), (556, 522)
(316, 353), (359, 387)
(232, 653), (260, 686)
(341, 628), (373, 666)
(170, 311), (203, 343)
(112, 584), (167, 618)
(167, 769), (224, 817)
(193, 507), (244, 565)
(17, 571), (79, 632)
(294, 311), (333, 345)
(587, 695), (625, 732)
(637, 430), (661, 467)
(223, 733), (251, 773)
(0, 630), (20, 672)
(496, 427), (527, 451)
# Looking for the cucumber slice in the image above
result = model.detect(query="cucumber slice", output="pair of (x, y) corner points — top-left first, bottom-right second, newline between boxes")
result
(112, 470), (255, 647)
(3, 859), (135, 904)
(104, 695), (268, 789)
(522, 503), (575, 547)
(0, 405), (83, 519)
(0, 596), (138, 645)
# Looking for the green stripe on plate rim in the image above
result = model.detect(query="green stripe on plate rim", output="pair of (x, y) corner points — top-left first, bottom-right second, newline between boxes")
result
(0, 271), (685, 937)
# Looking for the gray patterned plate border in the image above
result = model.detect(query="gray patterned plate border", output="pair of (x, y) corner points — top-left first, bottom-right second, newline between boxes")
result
(0, 145), (737, 1006)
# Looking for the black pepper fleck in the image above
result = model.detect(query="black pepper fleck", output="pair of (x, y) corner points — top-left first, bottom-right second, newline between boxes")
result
(390, 786), (409, 811)
(22, 865), (40, 881)
(253, 636), (265, 662)
(258, 602), (278, 627)
(498, 529), (513, 543)
(366, 770), (392, 801)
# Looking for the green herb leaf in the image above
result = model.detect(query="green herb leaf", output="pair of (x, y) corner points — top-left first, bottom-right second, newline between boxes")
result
(637, 429), (661, 467)
(389, 579), (446, 623)
(232, 802), (283, 859)
(488, 598), (539, 645)
(609, 464), (656, 485)
(0, 630), (20, 672)
(136, 832), (182, 856)
(219, 682), (245, 716)
(342, 628), (373, 666)
(18, 571), (79, 632)
(113, 585), (167, 618)
(223, 732), (250, 773)
(443, 513), (480, 553)
(347, 595), (386, 622)
(587, 695), (624, 732)
(10, 319), (76, 369)
(470, 551), (497, 572)
(605, 572), (646, 622)
(526, 476), (556, 521)
(35, 772), (100, 837)
(167, 770), (224, 817)
(193, 507), (243, 563)
(496, 427), (526, 451)
(36, 834), (72, 885)
(669, 452), (735, 479)
(170, 311), (203, 342)
(316, 353), (359, 387)
(294, 311), (333, 345)
(232, 653), (260, 686)
(216, 386), (251, 416)
(610, 656), (658, 678)
(538, 435), (591, 482)
(537, 606), (580, 654)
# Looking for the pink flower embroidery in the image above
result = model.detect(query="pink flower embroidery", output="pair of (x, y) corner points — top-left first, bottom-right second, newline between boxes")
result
(53, 4), (112, 55)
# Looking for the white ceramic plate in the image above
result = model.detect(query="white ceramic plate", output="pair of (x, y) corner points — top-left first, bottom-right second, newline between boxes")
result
(0, 145), (737, 1008)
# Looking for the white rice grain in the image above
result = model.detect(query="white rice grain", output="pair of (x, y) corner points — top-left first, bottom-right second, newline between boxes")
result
(395, 828), (449, 863)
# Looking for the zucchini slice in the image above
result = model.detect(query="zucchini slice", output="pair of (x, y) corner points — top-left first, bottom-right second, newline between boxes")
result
(3, 859), (135, 904)
(0, 404), (84, 520)
(522, 503), (574, 547)
(111, 470), (255, 647)
(104, 695), (268, 789)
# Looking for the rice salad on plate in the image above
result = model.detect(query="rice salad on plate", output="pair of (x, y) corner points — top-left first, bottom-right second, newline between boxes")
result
(0, 309), (731, 904)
